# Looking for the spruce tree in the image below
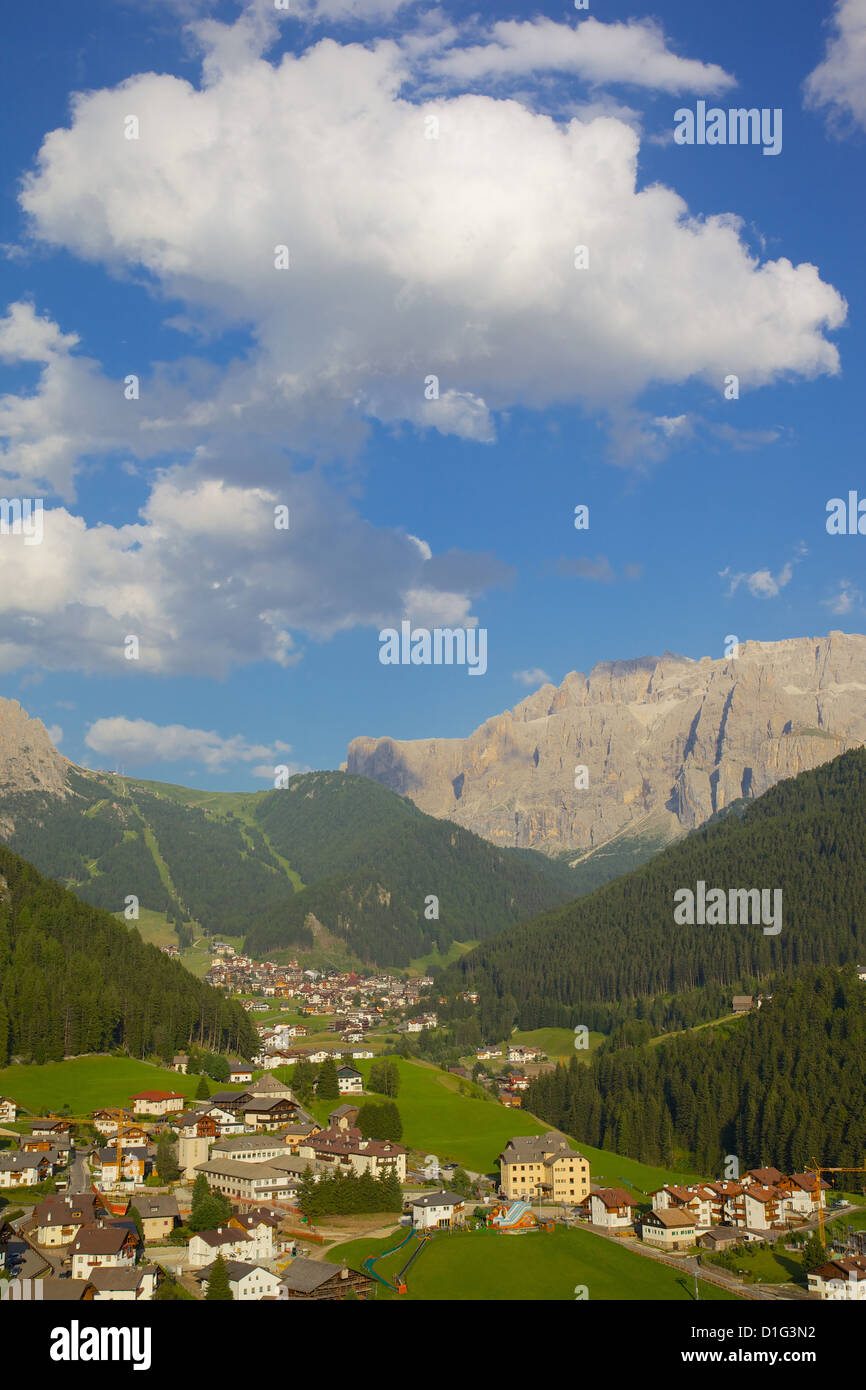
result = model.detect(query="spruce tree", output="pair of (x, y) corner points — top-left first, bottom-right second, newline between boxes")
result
(205, 1253), (233, 1301)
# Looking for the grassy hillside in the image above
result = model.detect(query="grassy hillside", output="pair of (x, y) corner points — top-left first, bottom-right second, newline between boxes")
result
(0, 1055), (211, 1114)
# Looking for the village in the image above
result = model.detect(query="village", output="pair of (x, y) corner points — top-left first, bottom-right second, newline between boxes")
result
(2, 1051), (864, 1302)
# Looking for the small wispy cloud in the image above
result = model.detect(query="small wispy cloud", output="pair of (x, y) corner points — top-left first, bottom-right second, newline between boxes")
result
(513, 667), (553, 687)
(821, 580), (864, 616)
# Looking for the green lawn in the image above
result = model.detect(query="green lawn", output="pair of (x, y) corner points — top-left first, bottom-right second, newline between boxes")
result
(335, 1058), (695, 1189)
(0, 1056), (211, 1115)
(405, 940), (479, 976)
(508, 1027), (604, 1061)
(326, 1224), (739, 1301)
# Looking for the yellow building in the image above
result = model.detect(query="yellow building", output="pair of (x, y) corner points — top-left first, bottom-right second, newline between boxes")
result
(498, 1132), (590, 1203)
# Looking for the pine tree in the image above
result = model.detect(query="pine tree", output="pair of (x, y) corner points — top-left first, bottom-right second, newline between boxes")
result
(317, 1058), (340, 1100)
(205, 1253), (233, 1301)
(195, 1074), (210, 1100)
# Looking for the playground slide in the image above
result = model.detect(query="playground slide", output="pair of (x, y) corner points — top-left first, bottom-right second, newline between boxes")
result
(363, 1228), (415, 1290)
(363, 1230), (432, 1294)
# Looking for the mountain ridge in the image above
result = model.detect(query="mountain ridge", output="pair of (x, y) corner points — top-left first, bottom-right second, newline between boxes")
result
(347, 629), (866, 856)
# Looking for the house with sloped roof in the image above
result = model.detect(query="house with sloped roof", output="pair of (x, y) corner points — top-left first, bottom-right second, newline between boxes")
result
(70, 1222), (138, 1280)
(133, 1194), (180, 1243)
(89, 1265), (158, 1301)
(641, 1207), (698, 1250)
(194, 1259), (282, 1301)
(34, 1194), (105, 1247)
(583, 1188), (637, 1233)
(409, 1190), (466, 1230)
(278, 1257), (373, 1300)
(498, 1132), (590, 1204)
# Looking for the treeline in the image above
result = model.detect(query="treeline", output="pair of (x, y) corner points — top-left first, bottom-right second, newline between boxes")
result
(0, 842), (258, 1064)
(246, 771), (576, 966)
(524, 968), (866, 1180)
(297, 1165), (403, 1218)
(438, 748), (866, 1032)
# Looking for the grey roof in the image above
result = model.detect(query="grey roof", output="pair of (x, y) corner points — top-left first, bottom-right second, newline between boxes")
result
(38, 1278), (94, 1301)
(279, 1257), (350, 1293)
(135, 1195), (179, 1219)
(329, 1104), (359, 1117)
(248, 1075), (293, 1095)
(211, 1134), (285, 1154)
(194, 1260), (278, 1284)
(499, 1131), (584, 1164)
(410, 1190), (464, 1209)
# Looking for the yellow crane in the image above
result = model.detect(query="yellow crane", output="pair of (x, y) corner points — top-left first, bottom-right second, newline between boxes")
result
(807, 1158), (866, 1245)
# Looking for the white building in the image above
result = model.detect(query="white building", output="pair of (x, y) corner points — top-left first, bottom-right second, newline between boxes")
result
(196, 1260), (282, 1301)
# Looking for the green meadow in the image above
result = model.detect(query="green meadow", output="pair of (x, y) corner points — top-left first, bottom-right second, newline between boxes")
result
(326, 1224), (739, 1301)
(0, 1056), (212, 1115)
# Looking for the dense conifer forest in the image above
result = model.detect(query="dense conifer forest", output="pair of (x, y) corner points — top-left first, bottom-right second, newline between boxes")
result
(0, 842), (258, 1064)
(524, 967), (866, 1181)
(438, 748), (866, 1034)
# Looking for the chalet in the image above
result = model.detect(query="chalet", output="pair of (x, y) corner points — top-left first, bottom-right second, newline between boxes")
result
(498, 1133), (590, 1204)
(856, 964), (866, 982)
(0, 1097), (18, 1123)
(328, 1104), (360, 1132)
(584, 1188), (637, 1233)
(278, 1257), (373, 1300)
(741, 1185), (785, 1231)
(194, 1260), (282, 1301)
(188, 1221), (274, 1267)
(808, 1255), (866, 1300)
(92, 1109), (134, 1136)
(229, 1065), (254, 1084)
(242, 1095), (303, 1131)
(697, 1226), (746, 1252)
(171, 1055), (189, 1074)
(34, 1194), (104, 1247)
(410, 1191), (466, 1230)
(0, 1152), (43, 1188)
(95, 1146), (150, 1185)
(777, 1172), (828, 1218)
(298, 1126), (408, 1181)
(135, 1195), (180, 1242)
(641, 1208), (698, 1250)
(89, 1266), (157, 1301)
(29, 1118), (72, 1139)
(247, 1074), (295, 1100)
(129, 1091), (185, 1117)
(102, 1125), (151, 1150)
(70, 1222), (138, 1280)
(20, 1133), (73, 1157)
(732, 996), (755, 1013)
(507, 1045), (543, 1065)
(336, 1065), (363, 1096)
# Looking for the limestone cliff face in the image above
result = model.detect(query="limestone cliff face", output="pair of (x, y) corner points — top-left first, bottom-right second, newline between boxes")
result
(0, 698), (70, 800)
(347, 631), (866, 856)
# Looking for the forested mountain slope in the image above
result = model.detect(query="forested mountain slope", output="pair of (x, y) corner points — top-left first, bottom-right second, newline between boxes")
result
(524, 967), (866, 1177)
(438, 747), (866, 1033)
(0, 842), (258, 1065)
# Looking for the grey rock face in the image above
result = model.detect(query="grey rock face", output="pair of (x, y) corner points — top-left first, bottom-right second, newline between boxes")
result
(347, 631), (866, 855)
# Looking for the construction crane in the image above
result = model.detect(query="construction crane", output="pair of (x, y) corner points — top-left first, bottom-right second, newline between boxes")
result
(807, 1158), (866, 1245)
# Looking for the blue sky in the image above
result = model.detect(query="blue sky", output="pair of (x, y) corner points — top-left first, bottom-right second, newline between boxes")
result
(0, 0), (863, 785)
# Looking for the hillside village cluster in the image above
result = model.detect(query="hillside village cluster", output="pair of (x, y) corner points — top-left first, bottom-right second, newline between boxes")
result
(2, 1069), (863, 1302)
(1, 954), (864, 1302)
